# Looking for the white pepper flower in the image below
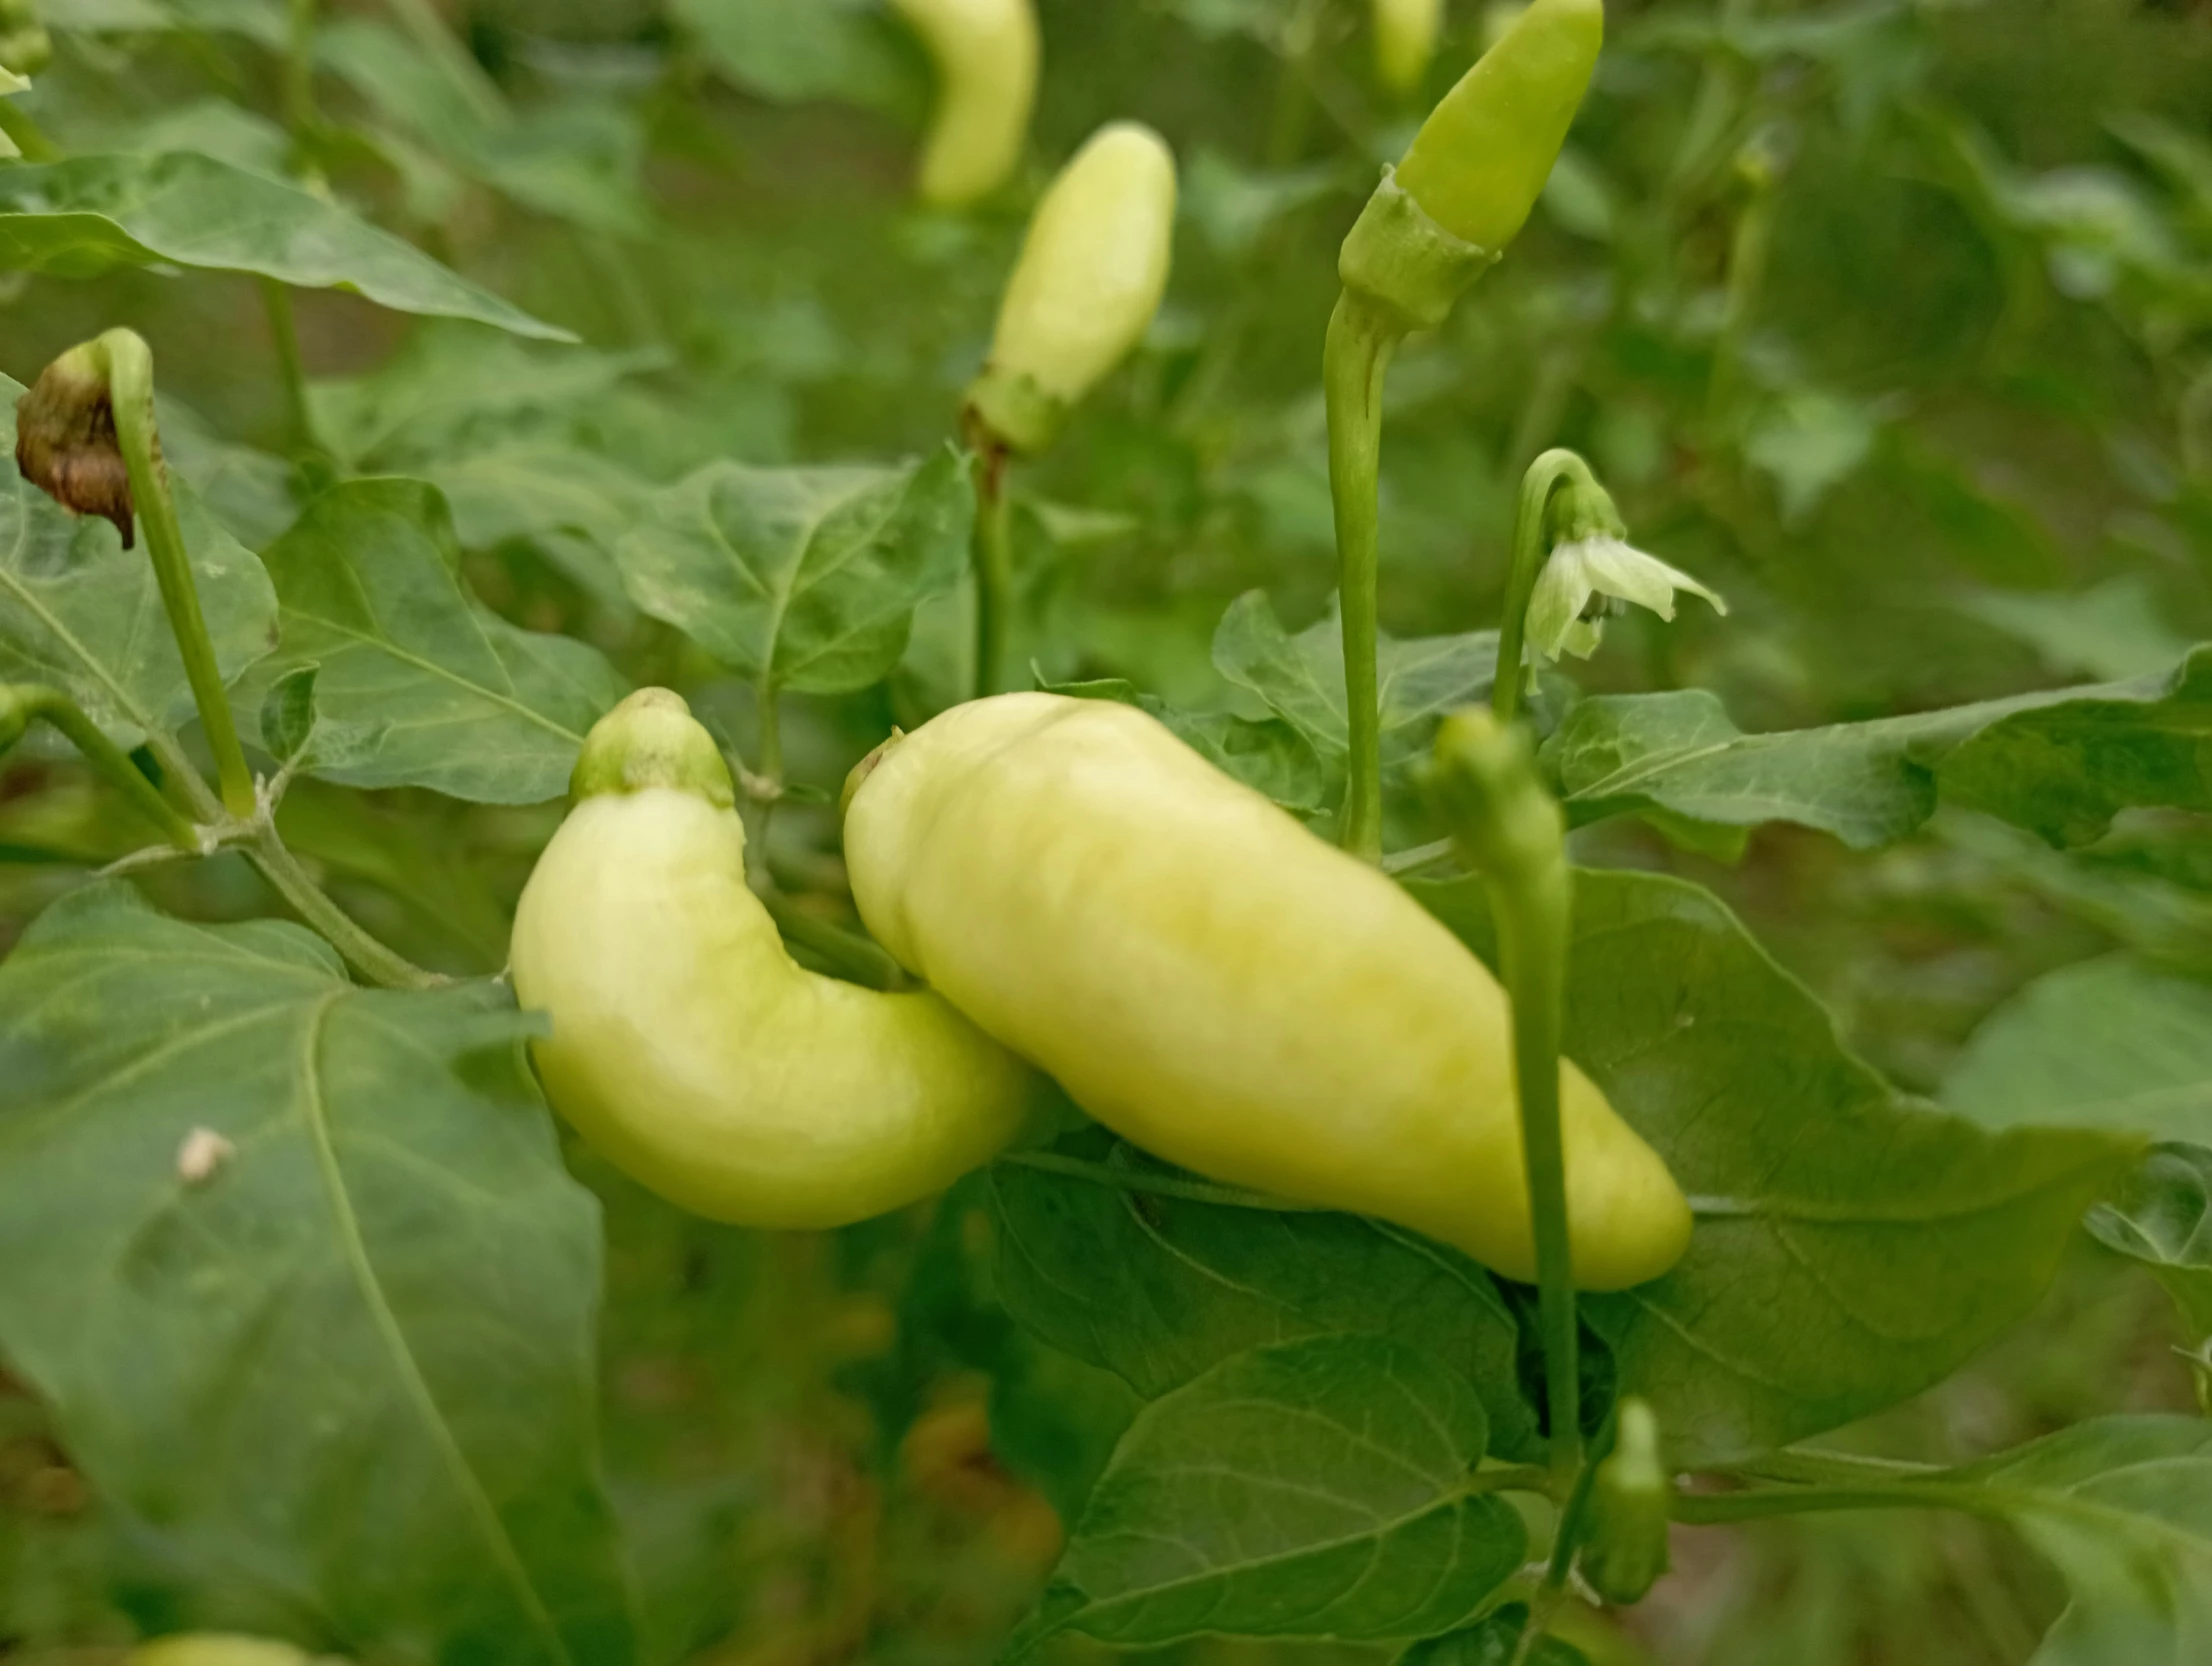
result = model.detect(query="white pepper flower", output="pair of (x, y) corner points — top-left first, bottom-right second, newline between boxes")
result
(1525, 533), (1727, 663)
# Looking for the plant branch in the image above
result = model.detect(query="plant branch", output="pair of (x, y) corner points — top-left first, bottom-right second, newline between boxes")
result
(95, 331), (259, 819)
(1323, 289), (1402, 863)
(2, 685), (204, 850)
(763, 892), (904, 991)
(1673, 1480), (1998, 1526)
(246, 822), (446, 990)
(972, 444), (1015, 698)
(260, 279), (325, 459)
(1512, 1452), (1601, 1666)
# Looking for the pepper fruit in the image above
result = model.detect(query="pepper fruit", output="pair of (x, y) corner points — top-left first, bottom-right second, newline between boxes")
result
(128, 1640), (319, 1666)
(511, 690), (1036, 1228)
(964, 122), (1178, 456)
(1374, 0), (1443, 95)
(891, 0), (1039, 209)
(1582, 1397), (1675, 1604)
(843, 693), (1692, 1291)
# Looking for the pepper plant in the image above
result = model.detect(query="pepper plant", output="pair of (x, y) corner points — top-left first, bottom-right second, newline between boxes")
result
(1, 3), (2210, 1664)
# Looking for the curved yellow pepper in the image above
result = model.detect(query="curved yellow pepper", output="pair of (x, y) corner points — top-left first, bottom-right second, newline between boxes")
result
(844, 693), (1691, 1290)
(1374, 0), (1444, 95)
(512, 690), (1034, 1227)
(891, 0), (1040, 209)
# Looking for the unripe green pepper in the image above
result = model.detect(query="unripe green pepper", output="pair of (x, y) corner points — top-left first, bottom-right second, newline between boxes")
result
(1374, 0), (1443, 95)
(1581, 1397), (1674, 1604)
(843, 693), (1692, 1290)
(891, 0), (1039, 209)
(511, 690), (1036, 1228)
(965, 122), (1178, 456)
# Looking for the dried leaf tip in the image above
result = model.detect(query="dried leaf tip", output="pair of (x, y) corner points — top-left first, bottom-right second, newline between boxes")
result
(14, 343), (144, 547)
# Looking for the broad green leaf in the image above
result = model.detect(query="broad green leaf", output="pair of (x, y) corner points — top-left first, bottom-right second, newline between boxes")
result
(156, 394), (304, 550)
(1946, 957), (2212, 1140)
(1544, 646), (2211, 850)
(1, 373), (278, 749)
(1009, 1337), (1526, 1655)
(42, 0), (286, 42)
(987, 1135), (1536, 1459)
(426, 443), (651, 614)
(253, 478), (627, 804)
(1941, 647), (2212, 845)
(672, 0), (911, 110)
(616, 449), (974, 696)
(1397, 1607), (1589, 1664)
(1947, 1417), (2212, 1665)
(1212, 590), (1501, 769)
(1966, 576), (2197, 681)
(0, 154), (571, 340)
(2083, 1144), (2212, 1340)
(1411, 868), (2138, 1467)
(1036, 674), (1326, 812)
(306, 327), (665, 473)
(0, 883), (637, 1661)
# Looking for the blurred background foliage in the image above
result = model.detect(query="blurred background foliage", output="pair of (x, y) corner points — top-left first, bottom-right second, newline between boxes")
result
(2, 0), (2209, 1660)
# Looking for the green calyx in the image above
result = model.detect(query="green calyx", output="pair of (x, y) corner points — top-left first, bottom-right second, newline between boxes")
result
(964, 364), (1068, 458)
(1337, 169), (1498, 336)
(571, 689), (737, 808)
(1429, 708), (1564, 883)
(1394, 0), (1602, 251)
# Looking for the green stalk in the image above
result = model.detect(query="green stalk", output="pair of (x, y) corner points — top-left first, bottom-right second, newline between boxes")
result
(260, 279), (325, 459)
(972, 446), (1016, 698)
(283, 0), (320, 139)
(1491, 448), (1598, 729)
(762, 892), (903, 991)
(0, 95), (55, 161)
(1429, 713), (1578, 1491)
(2, 685), (203, 850)
(1323, 289), (1403, 863)
(97, 331), (258, 820)
(383, 0), (506, 126)
(1673, 1482), (2001, 1527)
(247, 825), (446, 990)
(1511, 1452), (1602, 1666)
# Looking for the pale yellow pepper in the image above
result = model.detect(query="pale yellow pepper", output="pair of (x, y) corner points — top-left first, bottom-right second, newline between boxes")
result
(892, 0), (1040, 209)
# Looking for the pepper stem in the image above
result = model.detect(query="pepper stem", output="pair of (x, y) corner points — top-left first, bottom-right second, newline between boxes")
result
(1491, 447), (1602, 728)
(1, 684), (203, 850)
(1323, 288), (1403, 863)
(90, 330), (261, 820)
(971, 443), (1015, 698)
(1430, 710), (1579, 1492)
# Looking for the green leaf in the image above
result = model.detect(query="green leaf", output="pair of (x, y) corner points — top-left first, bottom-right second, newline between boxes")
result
(0, 883), (637, 1661)
(672, 0), (911, 110)
(1036, 674), (1326, 812)
(0, 154), (572, 340)
(42, 0), (287, 43)
(1, 373), (278, 749)
(2083, 1144), (2212, 1340)
(1009, 1336), (1526, 1655)
(1949, 1417), (2212, 1664)
(987, 1136), (1536, 1459)
(259, 662), (318, 764)
(1965, 576), (2198, 682)
(1543, 646), (2212, 850)
(253, 478), (627, 804)
(1411, 867), (2139, 1467)
(1396, 1606), (1590, 1664)
(1212, 590), (1501, 770)
(1946, 957), (2212, 1140)
(616, 449), (975, 697)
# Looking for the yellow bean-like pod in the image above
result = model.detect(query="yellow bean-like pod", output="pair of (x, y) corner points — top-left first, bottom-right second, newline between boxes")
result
(129, 1640), (316, 1666)
(844, 693), (1692, 1291)
(512, 690), (1035, 1227)
(892, 0), (1039, 209)
(1374, 0), (1444, 94)
(965, 122), (1178, 455)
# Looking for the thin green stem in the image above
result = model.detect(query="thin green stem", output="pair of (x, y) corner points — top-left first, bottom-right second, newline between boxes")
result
(763, 892), (903, 991)
(998, 1150), (1329, 1214)
(98, 331), (258, 820)
(1722, 1448), (1942, 1489)
(753, 674), (784, 787)
(972, 447), (1015, 698)
(0, 97), (55, 161)
(1673, 1482), (1998, 1527)
(3, 686), (203, 849)
(260, 279), (325, 459)
(1323, 289), (1402, 863)
(1491, 449), (1596, 729)
(247, 826), (445, 990)
(1512, 1451), (1601, 1666)
(283, 0), (320, 139)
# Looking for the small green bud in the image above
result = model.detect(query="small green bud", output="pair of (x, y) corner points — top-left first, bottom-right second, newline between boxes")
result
(1581, 1398), (1673, 1605)
(1430, 708), (1565, 884)
(570, 689), (736, 809)
(966, 122), (1177, 455)
(0, 0), (46, 79)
